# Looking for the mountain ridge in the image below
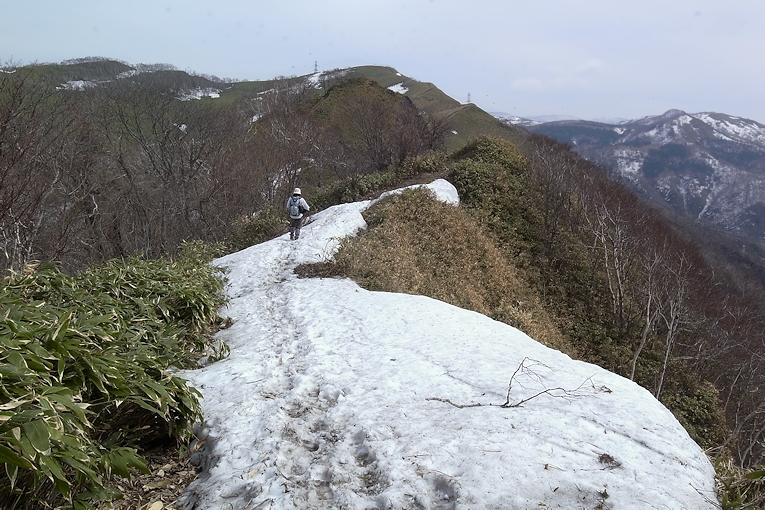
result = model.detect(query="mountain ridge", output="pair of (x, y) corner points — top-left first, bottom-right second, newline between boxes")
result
(176, 179), (718, 509)
(511, 109), (765, 248)
(5, 57), (765, 506)
(20, 58), (525, 153)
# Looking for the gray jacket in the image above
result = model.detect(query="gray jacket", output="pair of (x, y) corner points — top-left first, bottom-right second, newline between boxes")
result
(286, 195), (310, 219)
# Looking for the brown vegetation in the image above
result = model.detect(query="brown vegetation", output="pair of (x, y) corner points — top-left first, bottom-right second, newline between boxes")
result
(0, 65), (446, 275)
(312, 135), (764, 471)
(4, 60), (765, 506)
(305, 187), (573, 355)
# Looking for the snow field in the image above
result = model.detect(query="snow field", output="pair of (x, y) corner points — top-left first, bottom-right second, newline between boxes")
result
(178, 180), (718, 509)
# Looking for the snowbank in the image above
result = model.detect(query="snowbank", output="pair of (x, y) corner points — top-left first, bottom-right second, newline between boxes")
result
(178, 179), (718, 509)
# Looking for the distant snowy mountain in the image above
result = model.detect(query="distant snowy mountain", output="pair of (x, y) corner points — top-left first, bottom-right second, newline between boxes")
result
(591, 116), (630, 124)
(522, 110), (765, 246)
(495, 113), (629, 128)
(493, 113), (580, 127)
(493, 114), (542, 127)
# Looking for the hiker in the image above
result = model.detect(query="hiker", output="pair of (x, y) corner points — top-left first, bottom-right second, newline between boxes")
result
(286, 188), (310, 240)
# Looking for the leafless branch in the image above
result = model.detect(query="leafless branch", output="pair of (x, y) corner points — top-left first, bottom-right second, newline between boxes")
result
(427, 357), (601, 409)
(425, 397), (483, 409)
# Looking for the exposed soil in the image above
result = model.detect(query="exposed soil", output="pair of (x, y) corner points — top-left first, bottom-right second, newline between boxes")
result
(96, 444), (196, 510)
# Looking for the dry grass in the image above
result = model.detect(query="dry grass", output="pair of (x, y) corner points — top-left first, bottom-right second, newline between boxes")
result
(321, 187), (575, 356)
(715, 457), (765, 509)
(94, 445), (196, 510)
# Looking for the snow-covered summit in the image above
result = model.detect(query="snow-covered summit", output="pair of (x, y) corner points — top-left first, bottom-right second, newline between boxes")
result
(177, 179), (718, 509)
(527, 111), (765, 246)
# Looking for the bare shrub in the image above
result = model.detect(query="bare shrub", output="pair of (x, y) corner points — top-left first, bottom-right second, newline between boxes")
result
(327, 187), (574, 356)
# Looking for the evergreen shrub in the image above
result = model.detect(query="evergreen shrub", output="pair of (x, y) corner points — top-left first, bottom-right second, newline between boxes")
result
(0, 242), (226, 508)
(226, 205), (286, 252)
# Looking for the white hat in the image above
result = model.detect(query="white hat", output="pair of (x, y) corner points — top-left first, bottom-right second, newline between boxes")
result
(293, 188), (301, 195)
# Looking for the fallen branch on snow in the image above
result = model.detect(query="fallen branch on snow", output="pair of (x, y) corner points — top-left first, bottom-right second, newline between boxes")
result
(427, 357), (606, 409)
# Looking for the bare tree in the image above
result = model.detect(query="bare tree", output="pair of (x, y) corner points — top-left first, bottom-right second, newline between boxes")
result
(332, 82), (446, 174)
(248, 80), (335, 199)
(653, 252), (693, 399)
(103, 80), (241, 257)
(338, 92), (397, 172)
(629, 244), (665, 381)
(585, 195), (642, 333)
(0, 66), (77, 271)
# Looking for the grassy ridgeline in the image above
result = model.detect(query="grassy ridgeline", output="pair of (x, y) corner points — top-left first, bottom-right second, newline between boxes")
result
(0, 242), (226, 509)
(307, 137), (735, 476)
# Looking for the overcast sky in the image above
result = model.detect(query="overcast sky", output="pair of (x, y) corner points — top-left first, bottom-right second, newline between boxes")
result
(3, 1), (764, 123)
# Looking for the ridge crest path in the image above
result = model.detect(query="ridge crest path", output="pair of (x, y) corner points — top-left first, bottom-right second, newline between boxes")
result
(177, 179), (719, 509)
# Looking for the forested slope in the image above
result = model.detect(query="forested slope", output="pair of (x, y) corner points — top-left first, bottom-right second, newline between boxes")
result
(3, 58), (765, 507)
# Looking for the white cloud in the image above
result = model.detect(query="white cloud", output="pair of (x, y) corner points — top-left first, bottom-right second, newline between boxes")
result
(510, 77), (545, 91)
(576, 58), (605, 74)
